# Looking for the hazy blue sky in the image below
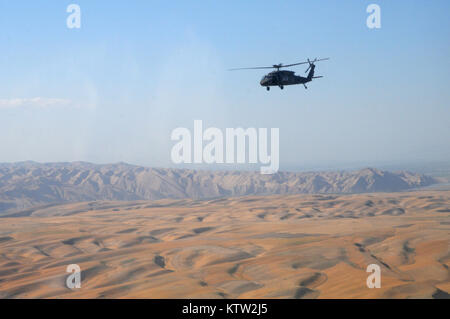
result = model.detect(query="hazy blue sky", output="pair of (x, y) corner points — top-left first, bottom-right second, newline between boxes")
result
(0, 0), (449, 170)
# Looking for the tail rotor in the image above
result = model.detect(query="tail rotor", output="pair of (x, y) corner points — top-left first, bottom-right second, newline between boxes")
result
(305, 58), (313, 73)
(305, 57), (329, 73)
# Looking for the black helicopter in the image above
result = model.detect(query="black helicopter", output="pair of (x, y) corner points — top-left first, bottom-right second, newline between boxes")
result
(229, 58), (329, 90)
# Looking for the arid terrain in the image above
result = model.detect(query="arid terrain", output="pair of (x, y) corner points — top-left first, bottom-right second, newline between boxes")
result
(0, 190), (448, 298)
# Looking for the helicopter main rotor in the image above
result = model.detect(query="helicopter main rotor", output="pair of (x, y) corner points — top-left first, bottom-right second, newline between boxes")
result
(229, 57), (329, 72)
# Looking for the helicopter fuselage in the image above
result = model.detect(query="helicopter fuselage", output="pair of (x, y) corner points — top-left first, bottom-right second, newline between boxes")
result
(260, 64), (316, 89)
(260, 70), (309, 87)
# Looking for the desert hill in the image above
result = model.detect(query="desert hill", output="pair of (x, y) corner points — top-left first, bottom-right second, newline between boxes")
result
(0, 191), (448, 298)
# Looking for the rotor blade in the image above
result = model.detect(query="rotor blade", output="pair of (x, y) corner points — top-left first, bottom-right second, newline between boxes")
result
(228, 66), (275, 71)
(283, 57), (329, 68)
(229, 58), (329, 71)
(305, 58), (311, 73)
(279, 61), (310, 68)
(313, 58), (330, 62)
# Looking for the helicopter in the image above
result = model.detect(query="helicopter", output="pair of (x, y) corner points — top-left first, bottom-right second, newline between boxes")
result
(229, 58), (329, 90)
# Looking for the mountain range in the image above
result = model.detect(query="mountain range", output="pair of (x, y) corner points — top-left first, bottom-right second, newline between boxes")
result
(0, 161), (439, 214)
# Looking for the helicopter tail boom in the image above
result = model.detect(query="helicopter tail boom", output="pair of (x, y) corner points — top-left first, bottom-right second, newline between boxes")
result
(306, 64), (316, 81)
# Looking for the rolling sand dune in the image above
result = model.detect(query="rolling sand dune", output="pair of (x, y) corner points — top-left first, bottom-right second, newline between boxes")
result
(0, 191), (448, 298)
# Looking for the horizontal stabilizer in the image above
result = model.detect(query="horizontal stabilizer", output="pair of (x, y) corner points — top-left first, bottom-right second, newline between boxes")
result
(312, 76), (323, 79)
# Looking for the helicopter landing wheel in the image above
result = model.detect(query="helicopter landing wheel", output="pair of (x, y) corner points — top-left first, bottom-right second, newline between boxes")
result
(266, 87), (270, 91)
(280, 85), (284, 90)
